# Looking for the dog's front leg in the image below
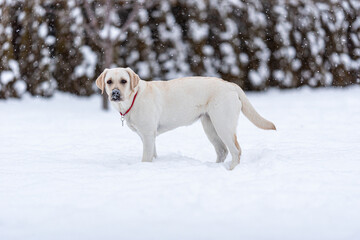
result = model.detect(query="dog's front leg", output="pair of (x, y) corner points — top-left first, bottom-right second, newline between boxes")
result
(140, 134), (156, 162)
(153, 144), (158, 158)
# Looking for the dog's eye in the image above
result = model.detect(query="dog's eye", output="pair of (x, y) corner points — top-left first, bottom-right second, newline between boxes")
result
(107, 79), (112, 84)
(121, 79), (127, 84)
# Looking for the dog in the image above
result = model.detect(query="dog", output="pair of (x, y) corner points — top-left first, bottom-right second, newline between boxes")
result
(95, 67), (276, 170)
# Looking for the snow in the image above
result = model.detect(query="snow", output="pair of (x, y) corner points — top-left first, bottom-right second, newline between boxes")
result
(273, 70), (285, 81)
(220, 43), (239, 75)
(74, 46), (97, 78)
(189, 21), (209, 42)
(307, 31), (325, 56)
(99, 25), (122, 41)
(127, 51), (140, 64)
(45, 36), (56, 45)
(249, 70), (262, 86)
(239, 53), (249, 64)
(247, 4), (266, 27)
(38, 23), (48, 39)
(138, 9), (149, 23)
(202, 45), (214, 56)
(219, 19), (238, 40)
(1, 86), (360, 239)
(33, 4), (46, 17)
(13, 80), (27, 94)
(353, 18), (360, 30)
(291, 58), (302, 71)
(135, 62), (150, 79)
(70, 7), (83, 25)
(0, 71), (14, 85)
(2, 0), (359, 99)
(330, 52), (360, 70)
(4, 26), (12, 36)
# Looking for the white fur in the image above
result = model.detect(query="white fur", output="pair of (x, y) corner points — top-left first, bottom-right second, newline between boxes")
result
(96, 68), (276, 170)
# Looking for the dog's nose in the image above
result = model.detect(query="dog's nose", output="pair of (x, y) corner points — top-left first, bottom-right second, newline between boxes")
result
(111, 89), (121, 101)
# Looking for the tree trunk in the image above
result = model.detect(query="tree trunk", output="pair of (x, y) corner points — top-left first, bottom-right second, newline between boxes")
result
(102, 44), (113, 110)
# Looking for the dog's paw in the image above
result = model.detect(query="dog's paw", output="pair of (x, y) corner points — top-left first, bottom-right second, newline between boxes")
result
(225, 160), (239, 171)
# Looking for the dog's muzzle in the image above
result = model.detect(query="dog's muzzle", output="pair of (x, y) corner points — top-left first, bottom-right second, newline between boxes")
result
(111, 89), (121, 101)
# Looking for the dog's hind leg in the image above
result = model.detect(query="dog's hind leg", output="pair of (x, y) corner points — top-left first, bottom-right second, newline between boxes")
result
(201, 114), (228, 163)
(208, 93), (242, 170)
(211, 121), (241, 170)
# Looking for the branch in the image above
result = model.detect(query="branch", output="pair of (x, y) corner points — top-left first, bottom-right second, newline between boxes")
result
(144, 0), (157, 9)
(110, 0), (144, 44)
(105, 0), (113, 43)
(77, 0), (106, 48)
(83, 21), (105, 48)
(121, 0), (158, 32)
(82, 0), (99, 29)
(120, 1), (141, 32)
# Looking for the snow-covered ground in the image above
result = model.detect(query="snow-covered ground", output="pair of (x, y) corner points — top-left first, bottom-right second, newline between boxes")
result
(1, 86), (360, 240)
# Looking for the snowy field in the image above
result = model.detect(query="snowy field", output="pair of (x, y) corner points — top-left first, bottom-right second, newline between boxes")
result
(1, 86), (360, 240)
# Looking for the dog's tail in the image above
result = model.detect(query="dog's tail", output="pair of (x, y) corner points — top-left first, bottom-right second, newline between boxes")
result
(235, 86), (276, 130)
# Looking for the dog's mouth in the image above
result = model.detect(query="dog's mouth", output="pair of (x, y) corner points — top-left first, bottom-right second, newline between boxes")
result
(111, 97), (122, 102)
(111, 93), (123, 102)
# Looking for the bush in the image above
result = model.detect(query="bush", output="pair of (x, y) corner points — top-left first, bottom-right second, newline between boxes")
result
(0, 0), (359, 99)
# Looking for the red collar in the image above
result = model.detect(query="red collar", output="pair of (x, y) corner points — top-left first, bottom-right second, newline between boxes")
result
(120, 91), (139, 117)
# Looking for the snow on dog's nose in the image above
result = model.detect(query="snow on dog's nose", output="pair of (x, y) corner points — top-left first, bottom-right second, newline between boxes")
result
(111, 89), (121, 101)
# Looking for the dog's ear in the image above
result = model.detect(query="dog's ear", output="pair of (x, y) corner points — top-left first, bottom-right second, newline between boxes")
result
(125, 67), (140, 91)
(95, 69), (108, 94)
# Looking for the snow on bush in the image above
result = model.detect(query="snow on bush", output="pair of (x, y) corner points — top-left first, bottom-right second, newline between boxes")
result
(0, 0), (359, 99)
(74, 46), (98, 78)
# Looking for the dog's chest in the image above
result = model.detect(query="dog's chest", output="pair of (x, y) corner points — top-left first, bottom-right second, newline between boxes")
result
(125, 118), (138, 132)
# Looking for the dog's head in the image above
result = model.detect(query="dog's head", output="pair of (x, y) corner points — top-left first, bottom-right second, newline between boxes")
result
(95, 67), (140, 102)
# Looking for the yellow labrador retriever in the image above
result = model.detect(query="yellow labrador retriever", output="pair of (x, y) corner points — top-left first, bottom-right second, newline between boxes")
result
(96, 67), (276, 170)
